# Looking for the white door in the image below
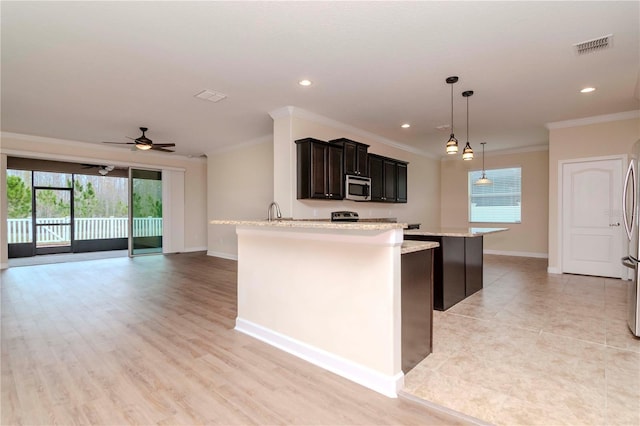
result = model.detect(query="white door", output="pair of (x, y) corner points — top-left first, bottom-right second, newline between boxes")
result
(562, 158), (624, 278)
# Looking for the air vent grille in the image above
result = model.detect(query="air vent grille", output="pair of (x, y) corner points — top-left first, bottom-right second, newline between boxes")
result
(574, 34), (613, 55)
(194, 89), (227, 103)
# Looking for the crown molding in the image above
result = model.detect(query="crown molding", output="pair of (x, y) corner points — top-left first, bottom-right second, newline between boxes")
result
(205, 134), (272, 155)
(545, 110), (640, 130)
(440, 144), (548, 161)
(268, 106), (437, 159)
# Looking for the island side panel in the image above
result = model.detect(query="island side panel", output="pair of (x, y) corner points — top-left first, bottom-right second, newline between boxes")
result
(465, 236), (483, 296)
(235, 226), (403, 391)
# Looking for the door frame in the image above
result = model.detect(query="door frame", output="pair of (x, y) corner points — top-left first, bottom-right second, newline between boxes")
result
(557, 154), (627, 277)
(128, 167), (163, 257)
(33, 185), (74, 255)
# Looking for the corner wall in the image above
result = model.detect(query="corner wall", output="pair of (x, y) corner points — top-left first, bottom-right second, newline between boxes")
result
(547, 114), (640, 272)
(272, 107), (441, 227)
(440, 148), (549, 257)
(206, 140), (274, 259)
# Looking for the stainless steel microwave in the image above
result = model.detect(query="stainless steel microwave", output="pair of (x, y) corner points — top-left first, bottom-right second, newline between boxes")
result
(345, 175), (371, 201)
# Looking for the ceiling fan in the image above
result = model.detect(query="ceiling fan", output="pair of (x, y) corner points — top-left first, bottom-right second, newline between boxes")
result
(103, 127), (176, 152)
(81, 164), (115, 176)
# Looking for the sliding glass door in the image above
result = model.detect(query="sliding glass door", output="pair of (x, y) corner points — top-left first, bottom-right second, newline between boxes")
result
(33, 170), (74, 254)
(129, 168), (163, 256)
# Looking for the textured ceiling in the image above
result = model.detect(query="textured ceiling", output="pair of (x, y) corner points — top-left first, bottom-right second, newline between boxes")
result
(1, 1), (639, 158)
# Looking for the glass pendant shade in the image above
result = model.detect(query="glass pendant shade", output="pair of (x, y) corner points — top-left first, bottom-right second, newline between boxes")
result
(462, 141), (474, 160)
(136, 144), (152, 151)
(475, 174), (492, 185)
(446, 135), (458, 154)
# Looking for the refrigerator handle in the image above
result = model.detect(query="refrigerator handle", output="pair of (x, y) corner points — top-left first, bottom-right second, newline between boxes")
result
(623, 160), (636, 241)
(622, 256), (638, 270)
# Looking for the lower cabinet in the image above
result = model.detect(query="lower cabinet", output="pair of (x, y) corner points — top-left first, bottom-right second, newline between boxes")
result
(404, 235), (484, 311)
(401, 248), (433, 373)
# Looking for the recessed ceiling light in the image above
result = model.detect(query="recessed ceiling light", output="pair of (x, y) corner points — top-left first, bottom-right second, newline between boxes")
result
(298, 79), (313, 87)
(580, 87), (596, 93)
(401, 123), (411, 128)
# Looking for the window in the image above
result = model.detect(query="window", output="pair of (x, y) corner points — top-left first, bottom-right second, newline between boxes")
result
(469, 167), (521, 223)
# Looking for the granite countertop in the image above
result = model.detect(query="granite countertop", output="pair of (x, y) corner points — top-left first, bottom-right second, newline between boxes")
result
(404, 227), (509, 237)
(401, 240), (439, 254)
(210, 219), (407, 231)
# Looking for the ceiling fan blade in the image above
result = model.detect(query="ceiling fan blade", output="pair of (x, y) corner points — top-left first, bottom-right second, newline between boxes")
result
(153, 143), (176, 147)
(103, 141), (136, 145)
(150, 146), (175, 152)
(126, 136), (137, 141)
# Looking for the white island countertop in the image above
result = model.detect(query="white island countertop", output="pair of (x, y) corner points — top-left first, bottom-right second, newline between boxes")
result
(210, 219), (407, 231)
(404, 227), (508, 237)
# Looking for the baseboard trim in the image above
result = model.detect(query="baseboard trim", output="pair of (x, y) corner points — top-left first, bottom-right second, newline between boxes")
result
(547, 266), (562, 274)
(484, 249), (548, 259)
(0, 262), (7, 270)
(206, 250), (238, 261)
(183, 246), (207, 253)
(235, 317), (403, 398)
(398, 391), (492, 426)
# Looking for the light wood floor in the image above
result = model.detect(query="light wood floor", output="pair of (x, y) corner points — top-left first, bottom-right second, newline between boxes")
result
(1, 252), (469, 425)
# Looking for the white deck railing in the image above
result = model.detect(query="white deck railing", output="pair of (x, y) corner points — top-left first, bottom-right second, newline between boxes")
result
(7, 217), (163, 244)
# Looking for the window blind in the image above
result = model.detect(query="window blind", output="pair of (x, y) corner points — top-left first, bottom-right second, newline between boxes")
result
(468, 167), (521, 223)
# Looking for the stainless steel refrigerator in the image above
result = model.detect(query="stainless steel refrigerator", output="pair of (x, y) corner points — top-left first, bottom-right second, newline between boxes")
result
(621, 140), (640, 337)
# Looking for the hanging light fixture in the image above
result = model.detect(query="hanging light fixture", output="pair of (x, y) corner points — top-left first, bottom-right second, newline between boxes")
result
(462, 90), (474, 161)
(475, 142), (492, 185)
(445, 76), (459, 154)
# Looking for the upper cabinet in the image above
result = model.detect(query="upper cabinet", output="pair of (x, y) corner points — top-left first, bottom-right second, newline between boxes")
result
(296, 138), (344, 200)
(368, 154), (408, 203)
(329, 138), (369, 177)
(295, 137), (407, 203)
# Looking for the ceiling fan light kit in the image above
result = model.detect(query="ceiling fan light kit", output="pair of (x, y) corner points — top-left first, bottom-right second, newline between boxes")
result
(103, 127), (176, 152)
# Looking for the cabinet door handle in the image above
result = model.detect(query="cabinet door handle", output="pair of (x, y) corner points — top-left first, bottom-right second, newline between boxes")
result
(610, 222), (621, 227)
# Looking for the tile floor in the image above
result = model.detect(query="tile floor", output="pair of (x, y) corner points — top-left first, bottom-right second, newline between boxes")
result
(403, 255), (640, 426)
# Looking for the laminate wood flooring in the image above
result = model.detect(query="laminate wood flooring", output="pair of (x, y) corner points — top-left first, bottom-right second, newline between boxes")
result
(1, 252), (468, 425)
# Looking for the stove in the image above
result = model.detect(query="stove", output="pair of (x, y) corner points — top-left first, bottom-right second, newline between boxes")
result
(331, 211), (359, 222)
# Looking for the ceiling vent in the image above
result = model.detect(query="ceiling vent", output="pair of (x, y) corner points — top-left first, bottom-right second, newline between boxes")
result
(194, 89), (227, 103)
(574, 34), (613, 55)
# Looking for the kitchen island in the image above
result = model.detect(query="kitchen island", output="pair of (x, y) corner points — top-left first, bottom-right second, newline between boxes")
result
(404, 227), (507, 310)
(210, 219), (437, 397)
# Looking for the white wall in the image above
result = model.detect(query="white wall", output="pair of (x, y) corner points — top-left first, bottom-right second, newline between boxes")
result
(547, 112), (640, 272)
(207, 107), (441, 259)
(440, 148), (549, 257)
(207, 140), (274, 259)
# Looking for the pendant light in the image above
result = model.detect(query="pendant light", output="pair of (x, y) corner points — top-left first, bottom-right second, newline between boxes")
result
(475, 142), (492, 185)
(462, 90), (474, 161)
(445, 76), (459, 154)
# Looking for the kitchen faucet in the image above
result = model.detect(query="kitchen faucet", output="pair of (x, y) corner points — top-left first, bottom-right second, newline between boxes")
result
(267, 201), (282, 221)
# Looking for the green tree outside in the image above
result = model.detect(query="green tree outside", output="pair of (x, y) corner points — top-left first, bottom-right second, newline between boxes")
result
(6, 175), (32, 218)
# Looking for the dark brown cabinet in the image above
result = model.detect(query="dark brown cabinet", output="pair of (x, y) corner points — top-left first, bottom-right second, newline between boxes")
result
(368, 154), (408, 203)
(403, 234), (483, 311)
(330, 138), (369, 177)
(296, 138), (344, 200)
(401, 248), (433, 372)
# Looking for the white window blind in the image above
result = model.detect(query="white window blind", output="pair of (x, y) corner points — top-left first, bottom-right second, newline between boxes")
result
(468, 167), (521, 223)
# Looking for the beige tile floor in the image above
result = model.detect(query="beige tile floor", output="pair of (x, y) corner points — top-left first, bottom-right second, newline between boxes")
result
(403, 255), (640, 426)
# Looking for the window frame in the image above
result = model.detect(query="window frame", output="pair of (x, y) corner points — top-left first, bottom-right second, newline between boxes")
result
(468, 166), (522, 224)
